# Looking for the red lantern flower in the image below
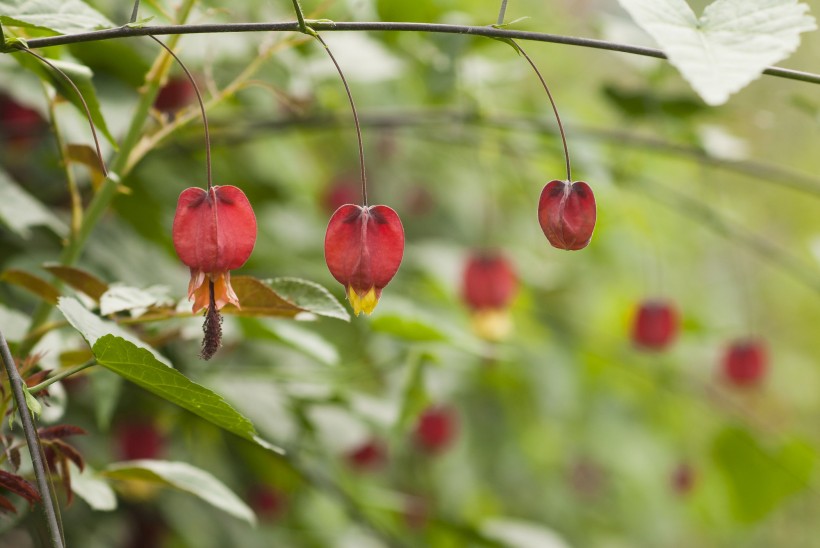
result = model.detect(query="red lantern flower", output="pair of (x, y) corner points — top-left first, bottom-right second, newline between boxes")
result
(324, 204), (404, 316)
(345, 438), (388, 472)
(154, 77), (196, 116)
(722, 338), (767, 387)
(462, 251), (518, 311)
(116, 420), (165, 461)
(413, 406), (457, 455)
(538, 180), (596, 250)
(172, 185), (257, 314)
(631, 299), (679, 351)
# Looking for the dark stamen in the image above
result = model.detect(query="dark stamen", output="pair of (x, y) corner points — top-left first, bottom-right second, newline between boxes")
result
(200, 280), (222, 360)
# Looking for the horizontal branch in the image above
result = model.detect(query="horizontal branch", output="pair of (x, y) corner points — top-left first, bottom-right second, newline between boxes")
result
(17, 21), (820, 87)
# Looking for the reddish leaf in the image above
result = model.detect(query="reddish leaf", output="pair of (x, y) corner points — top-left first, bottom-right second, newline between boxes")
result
(0, 470), (41, 505)
(537, 180), (596, 251)
(8, 447), (20, 472)
(0, 495), (17, 514)
(43, 264), (109, 301)
(51, 439), (85, 472)
(38, 425), (87, 440)
(58, 458), (73, 505)
(0, 269), (61, 305)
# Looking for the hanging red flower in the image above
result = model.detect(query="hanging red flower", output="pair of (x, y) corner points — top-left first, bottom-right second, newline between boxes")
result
(324, 204), (404, 316)
(538, 180), (596, 250)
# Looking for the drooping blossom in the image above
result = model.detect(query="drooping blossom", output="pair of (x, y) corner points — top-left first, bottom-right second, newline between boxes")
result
(413, 406), (457, 455)
(324, 204), (404, 316)
(538, 180), (596, 250)
(631, 299), (679, 351)
(172, 185), (257, 314)
(462, 251), (518, 341)
(722, 338), (767, 387)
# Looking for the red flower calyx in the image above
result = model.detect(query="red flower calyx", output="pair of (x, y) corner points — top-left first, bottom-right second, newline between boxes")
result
(631, 299), (679, 351)
(324, 204), (405, 316)
(538, 180), (596, 250)
(414, 406), (457, 455)
(462, 251), (519, 341)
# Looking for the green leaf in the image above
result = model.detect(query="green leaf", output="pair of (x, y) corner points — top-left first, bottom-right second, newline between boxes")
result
(70, 462), (116, 511)
(225, 276), (349, 321)
(1, 268), (60, 304)
(43, 264), (108, 302)
(99, 284), (173, 316)
(617, 0), (816, 105)
(267, 277), (350, 321)
(393, 353), (430, 435)
(91, 334), (284, 455)
(13, 53), (117, 146)
(57, 296), (171, 366)
(0, 0), (114, 35)
(0, 168), (67, 238)
(369, 301), (450, 342)
(23, 388), (42, 418)
(104, 460), (255, 525)
(711, 426), (815, 522)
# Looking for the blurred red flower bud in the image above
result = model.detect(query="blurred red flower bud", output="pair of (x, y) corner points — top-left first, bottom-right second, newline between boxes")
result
(462, 251), (518, 311)
(324, 204), (404, 316)
(247, 486), (287, 522)
(671, 462), (696, 495)
(116, 421), (165, 461)
(722, 338), (767, 387)
(172, 185), (257, 313)
(414, 406), (457, 454)
(0, 94), (45, 149)
(322, 178), (360, 213)
(154, 77), (196, 116)
(631, 300), (679, 351)
(538, 180), (596, 250)
(346, 438), (388, 472)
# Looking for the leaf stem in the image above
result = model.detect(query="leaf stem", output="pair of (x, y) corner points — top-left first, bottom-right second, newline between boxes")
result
(148, 35), (212, 190)
(27, 360), (97, 394)
(129, 0), (141, 24)
(0, 328), (63, 548)
(510, 39), (571, 181)
(313, 34), (368, 206)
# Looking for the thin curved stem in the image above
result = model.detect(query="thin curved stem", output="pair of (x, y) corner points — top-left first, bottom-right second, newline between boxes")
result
(21, 49), (109, 178)
(0, 329), (63, 548)
(148, 35), (212, 189)
(511, 39), (571, 181)
(27, 360), (97, 394)
(16, 22), (820, 87)
(313, 34), (368, 206)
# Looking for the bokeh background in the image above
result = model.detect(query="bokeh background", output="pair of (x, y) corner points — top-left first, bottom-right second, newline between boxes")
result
(1, 0), (820, 546)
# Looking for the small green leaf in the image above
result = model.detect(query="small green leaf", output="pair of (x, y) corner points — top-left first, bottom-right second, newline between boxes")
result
(124, 16), (154, 29)
(70, 462), (116, 511)
(1, 269), (60, 304)
(23, 389), (41, 418)
(13, 53), (117, 146)
(225, 276), (349, 321)
(91, 334), (284, 455)
(0, 168), (67, 238)
(58, 296), (171, 366)
(43, 264), (108, 302)
(0, 0), (114, 35)
(104, 460), (255, 525)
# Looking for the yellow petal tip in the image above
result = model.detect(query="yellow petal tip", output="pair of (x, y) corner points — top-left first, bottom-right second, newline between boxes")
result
(348, 286), (379, 316)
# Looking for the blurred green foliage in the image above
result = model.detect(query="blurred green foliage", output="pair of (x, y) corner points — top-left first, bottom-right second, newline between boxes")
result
(0, 0), (819, 547)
